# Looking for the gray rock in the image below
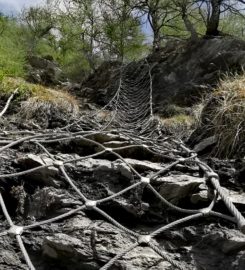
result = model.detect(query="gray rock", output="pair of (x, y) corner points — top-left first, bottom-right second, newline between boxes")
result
(28, 187), (80, 219)
(17, 154), (60, 187)
(103, 140), (130, 148)
(112, 160), (132, 179)
(0, 236), (27, 270)
(124, 158), (163, 172)
(26, 55), (67, 86)
(154, 175), (205, 204)
(191, 227), (245, 270)
(68, 157), (133, 180)
(42, 215), (174, 270)
(87, 132), (129, 144)
(193, 136), (217, 153)
(43, 233), (94, 260)
(191, 190), (210, 204)
(82, 38), (245, 109)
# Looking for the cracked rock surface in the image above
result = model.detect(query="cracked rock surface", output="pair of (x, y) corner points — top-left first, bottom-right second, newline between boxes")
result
(0, 130), (245, 270)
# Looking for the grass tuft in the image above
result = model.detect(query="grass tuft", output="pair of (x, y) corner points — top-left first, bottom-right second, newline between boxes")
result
(199, 73), (245, 158)
(158, 114), (195, 139)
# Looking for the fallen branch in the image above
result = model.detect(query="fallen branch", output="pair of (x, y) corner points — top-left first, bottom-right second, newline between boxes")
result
(0, 88), (18, 118)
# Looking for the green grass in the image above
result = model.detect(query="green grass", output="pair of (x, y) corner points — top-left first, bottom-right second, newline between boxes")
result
(0, 77), (34, 100)
(0, 18), (26, 78)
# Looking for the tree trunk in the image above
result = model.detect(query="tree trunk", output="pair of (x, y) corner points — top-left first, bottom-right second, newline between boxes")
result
(153, 29), (161, 50)
(150, 13), (161, 51)
(181, 11), (198, 40)
(206, 0), (222, 36)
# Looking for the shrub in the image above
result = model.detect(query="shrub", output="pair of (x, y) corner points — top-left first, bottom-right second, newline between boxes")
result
(199, 73), (245, 158)
(0, 17), (26, 78)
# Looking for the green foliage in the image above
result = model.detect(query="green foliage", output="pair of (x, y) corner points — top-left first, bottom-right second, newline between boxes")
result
(0, 16), (26, 78)
(103, 15), (147, 61)
(21, 6), (54, 52)
(20, 0), (148, 80)
(55, 15), (94, 80)
(1, 0), (243, 84)
(220, 14), (245, 39)
(59, 50), (91, 81)
(159, 7), (206, 40)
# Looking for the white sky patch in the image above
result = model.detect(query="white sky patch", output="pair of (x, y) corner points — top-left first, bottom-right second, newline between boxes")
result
(0, 0), (45, 12)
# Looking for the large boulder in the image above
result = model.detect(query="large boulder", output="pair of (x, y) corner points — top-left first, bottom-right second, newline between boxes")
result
(26, 55), (67, 86)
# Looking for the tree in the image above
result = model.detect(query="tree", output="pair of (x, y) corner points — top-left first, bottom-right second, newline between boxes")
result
(220, 12), (245, 38)
(172, 0), (198, 40)
(101, 0), (146, 61)
(21, 6), (55, 52)
(206, 0), (222, 35)
(60, 0), (104, 70)
(132, 0), (174, 50)
(196, 0), (245, 36)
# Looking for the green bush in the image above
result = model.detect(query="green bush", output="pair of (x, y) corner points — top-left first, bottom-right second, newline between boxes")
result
(0, 17), (26, 78)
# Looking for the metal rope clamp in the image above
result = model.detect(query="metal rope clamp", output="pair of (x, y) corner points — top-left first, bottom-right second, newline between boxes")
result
(138, 235), (151, 246)
(141, 177), (150, 186)
(8, 225), (24, 236)
(190, 152), (198, 158)
(53, 160), (64, 168)
(85, 200), (97, 210)
(200, 208), (211, 217)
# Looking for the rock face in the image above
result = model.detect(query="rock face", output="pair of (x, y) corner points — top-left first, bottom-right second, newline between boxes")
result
(154, 175), (205, 204)
(148, 37), (245, 109)
(26, 55), (67, 86)
(80, 61), (122, 105)
(0, 129), (245, 270)
(81, 37), (245, 113)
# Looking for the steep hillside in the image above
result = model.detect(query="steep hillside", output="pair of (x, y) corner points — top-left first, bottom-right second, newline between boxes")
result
(82, 37), (245, 113)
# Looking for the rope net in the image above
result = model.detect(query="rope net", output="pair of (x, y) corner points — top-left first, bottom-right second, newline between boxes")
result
(0, 61), (245, 270)
(65, 60), (161, 137)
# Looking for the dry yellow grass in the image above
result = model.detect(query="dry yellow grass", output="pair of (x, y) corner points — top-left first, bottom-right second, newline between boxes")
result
(201, 73), (245, 158)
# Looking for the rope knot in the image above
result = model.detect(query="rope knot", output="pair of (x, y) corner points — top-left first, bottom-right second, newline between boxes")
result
(8, 225), (24, 236)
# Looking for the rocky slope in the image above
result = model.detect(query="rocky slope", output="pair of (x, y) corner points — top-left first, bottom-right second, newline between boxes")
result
(0, 116), (244, 270)
(0, 36), (245, 270)
(81, 37), (245, 113)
